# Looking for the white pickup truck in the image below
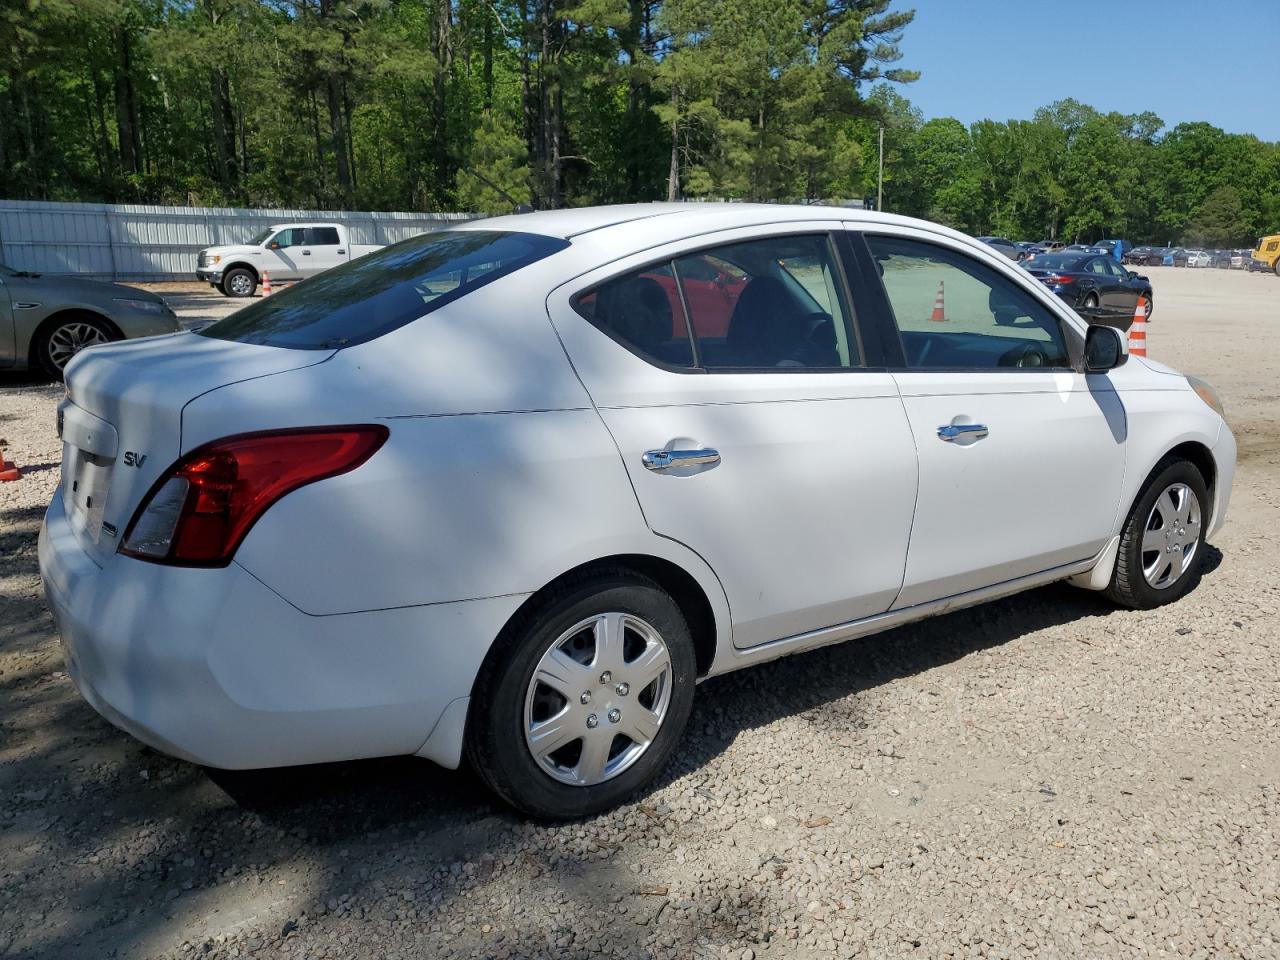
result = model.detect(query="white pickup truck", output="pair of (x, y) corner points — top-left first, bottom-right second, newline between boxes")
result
(195, 223), (383, 297)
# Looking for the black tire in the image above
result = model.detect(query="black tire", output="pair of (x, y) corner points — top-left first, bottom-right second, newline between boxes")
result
(1143, 293), (1153, 319)
(1274, 260), (1280, 278)
(223, 267), (257, 298)
(33, 313), (118, 380)
(215, 280), (228, 296)
(466, 569), (697, 820)
(1105, 458), (1209, 610)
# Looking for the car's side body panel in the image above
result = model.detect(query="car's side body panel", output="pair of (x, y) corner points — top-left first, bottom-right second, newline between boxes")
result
(544, 222), (919, 649)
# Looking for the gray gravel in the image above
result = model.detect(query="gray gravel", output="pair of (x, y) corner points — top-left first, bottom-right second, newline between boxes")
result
(2, 273), (1279, 959)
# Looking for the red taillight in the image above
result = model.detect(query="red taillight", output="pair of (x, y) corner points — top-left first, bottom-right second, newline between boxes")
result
(121, 425), (388, 566)
(1045, 274), (1075, 284)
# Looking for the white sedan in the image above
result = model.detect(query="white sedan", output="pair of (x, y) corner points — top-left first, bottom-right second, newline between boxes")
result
(40, 204), (1235, 818)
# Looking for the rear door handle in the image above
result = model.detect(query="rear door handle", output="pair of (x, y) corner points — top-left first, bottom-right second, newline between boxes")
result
(336, 249), (345, 254)
(642, 448), (720, 471)
(302, 250), (312, 255)
(937, 423), (989, 442)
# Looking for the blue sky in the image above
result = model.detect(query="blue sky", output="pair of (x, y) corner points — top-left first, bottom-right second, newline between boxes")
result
(891, 0), (1280, 141)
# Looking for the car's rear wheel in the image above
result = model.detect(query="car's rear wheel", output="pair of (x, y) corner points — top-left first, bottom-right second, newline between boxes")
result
(34, 314), (118, 380)
(1081, 292), (1099, 311)
(467, 570), (697, 819)
(223, 267), (257, 298)
(1105, 459), (1208, 610)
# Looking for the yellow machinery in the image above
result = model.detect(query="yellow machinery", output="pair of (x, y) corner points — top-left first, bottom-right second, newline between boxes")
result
(1253, 234), (1280, 274)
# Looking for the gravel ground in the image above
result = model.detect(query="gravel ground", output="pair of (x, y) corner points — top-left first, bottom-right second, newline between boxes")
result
(1, 272), (1278, 960)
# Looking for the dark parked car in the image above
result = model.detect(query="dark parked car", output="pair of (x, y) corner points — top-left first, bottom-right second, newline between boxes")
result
(976, 236), (1023, 261)
(1023, 253), (1153, 325)
(1210, 250), (1233, 269)
(1125, 246), (1155, 265)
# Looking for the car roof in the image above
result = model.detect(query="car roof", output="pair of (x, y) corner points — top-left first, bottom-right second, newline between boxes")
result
(454, 202), (944, 241)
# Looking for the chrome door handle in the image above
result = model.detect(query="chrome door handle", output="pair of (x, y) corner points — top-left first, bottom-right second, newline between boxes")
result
(642, 448), (721, 471)
(937, 423), (989, 442)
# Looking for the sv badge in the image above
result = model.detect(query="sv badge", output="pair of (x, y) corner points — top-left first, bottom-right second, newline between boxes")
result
(123, 451), (148, 468)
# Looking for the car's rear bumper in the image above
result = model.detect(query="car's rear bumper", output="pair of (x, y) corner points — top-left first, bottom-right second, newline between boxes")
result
(38, 494), (523, 771)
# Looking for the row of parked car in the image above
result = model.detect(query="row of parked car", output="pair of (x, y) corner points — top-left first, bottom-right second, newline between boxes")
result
(1123, 247), (1261, 270)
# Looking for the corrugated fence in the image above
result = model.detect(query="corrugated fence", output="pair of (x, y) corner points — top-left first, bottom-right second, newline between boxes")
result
(0, 200), (479, 281)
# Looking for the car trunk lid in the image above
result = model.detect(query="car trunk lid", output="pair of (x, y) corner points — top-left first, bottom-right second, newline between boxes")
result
(58, 332), (334, 564)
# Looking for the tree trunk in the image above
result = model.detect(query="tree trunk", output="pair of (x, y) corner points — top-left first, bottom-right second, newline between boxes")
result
(209, 69), (237, 189)
(482, 6), (493, 111)
(666, 86), (679, 202)
(113, 28), (142, 176)
(431, 0), (452, 198)
(325, 74), (351, 200)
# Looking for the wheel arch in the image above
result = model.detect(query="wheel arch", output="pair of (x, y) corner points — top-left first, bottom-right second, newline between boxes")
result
(486, 554), (721, 682)
(222, 262), (260, 285)
(1073, 437), (1219, 593)
(27, 308), (123, 369)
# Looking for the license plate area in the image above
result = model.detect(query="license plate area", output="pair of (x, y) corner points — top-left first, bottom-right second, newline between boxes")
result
(62, 443), (112, 544)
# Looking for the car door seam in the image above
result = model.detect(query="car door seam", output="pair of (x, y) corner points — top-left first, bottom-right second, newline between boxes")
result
(885, 371), (922, 612)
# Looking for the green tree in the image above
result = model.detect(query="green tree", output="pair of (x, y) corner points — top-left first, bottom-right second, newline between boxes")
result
(1184, 185), (1251, 247)
(455, 109), (532, 213)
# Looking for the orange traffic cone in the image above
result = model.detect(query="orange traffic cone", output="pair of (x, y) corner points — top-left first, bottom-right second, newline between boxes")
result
(1128, 296), (1148, 357)
(929, 280), (947, 322)
(261, 270), (273, 297)
(0, 441), (19, 482)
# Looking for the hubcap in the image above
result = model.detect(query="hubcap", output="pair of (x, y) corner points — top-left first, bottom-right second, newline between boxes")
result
(1141, 482), (1202, 589)
(523, 612), (673, 787)
(229, 273), (253, 295)
(47, 321), (109, 369)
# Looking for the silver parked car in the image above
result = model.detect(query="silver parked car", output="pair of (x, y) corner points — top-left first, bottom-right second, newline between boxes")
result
(0, 263), (180, 378)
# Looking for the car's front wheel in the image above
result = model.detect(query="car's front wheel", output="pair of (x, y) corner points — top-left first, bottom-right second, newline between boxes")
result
(34, 314), (118, 380)
(1105, 458), (1208, 610)
(467, 570), (697, 819)
(223, 267), (257, 298)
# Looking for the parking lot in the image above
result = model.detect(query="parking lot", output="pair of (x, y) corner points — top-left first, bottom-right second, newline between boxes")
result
(1, 267), (1278, 959)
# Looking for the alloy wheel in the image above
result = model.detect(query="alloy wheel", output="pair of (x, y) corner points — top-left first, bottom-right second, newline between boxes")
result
(1141, 482), (1201, 589)
(46, 321), (109, 370)
(523, 612), (673, 787)
(228, 272), (254, 296)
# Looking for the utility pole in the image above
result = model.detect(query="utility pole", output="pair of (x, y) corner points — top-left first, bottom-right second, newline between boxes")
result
(877, 126), (884, 212)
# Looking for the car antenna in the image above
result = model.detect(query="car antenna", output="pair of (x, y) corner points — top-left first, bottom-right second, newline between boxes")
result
(457, 166), (533, 215)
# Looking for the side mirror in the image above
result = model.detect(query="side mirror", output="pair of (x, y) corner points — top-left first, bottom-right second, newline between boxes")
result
(1085, 324), (1127, 372)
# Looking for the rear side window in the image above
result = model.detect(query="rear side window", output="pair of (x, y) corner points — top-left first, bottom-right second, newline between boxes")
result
(200, 231), (569, 349)
(574, 234), (858, 371)
(309, 227), (340, 246)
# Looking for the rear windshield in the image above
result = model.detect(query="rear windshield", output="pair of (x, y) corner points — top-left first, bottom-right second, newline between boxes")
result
(199, 230), (569, 349)
(1029, 254), (1086, 272)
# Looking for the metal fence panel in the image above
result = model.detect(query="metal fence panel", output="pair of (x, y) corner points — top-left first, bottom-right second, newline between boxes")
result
(0, 200), (480, 281)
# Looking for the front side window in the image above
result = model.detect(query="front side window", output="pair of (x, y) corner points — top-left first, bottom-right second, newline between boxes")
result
(866, 235), (1071, 370)
(272, 228), (304, 248)
(575, 234), (857, 371)
(200, 230), (569, 349)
